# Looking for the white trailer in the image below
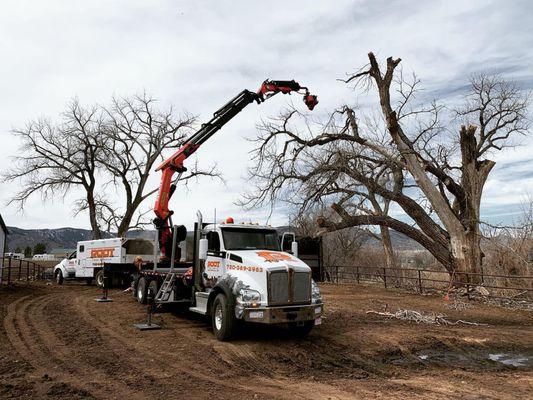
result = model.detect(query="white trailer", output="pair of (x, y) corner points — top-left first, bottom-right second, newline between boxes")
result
(53, 237), (156, 286)
(32, 254), (56, 261)
(4, 253), (24, 260)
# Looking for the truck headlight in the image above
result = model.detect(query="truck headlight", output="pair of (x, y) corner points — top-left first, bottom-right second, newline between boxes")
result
(311, 280), (322, 303)
(239, 289), (261, 302)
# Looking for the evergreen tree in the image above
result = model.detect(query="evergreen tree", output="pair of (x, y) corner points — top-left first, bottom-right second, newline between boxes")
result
(33, 243), (46, 255)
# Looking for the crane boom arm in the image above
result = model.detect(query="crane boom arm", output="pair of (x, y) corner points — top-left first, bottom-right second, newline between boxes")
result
(153, 79), (318, 259)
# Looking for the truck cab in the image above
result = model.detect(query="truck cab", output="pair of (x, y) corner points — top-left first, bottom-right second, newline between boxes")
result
(194, 220), (323, 340)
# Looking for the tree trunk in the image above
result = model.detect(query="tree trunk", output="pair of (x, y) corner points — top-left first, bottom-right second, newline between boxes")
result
(380, 226), (396, 268)
(117, 205), (136, 237)
(452, 125), (495, 284)
(379, 226), (400, 284)
(86, 189), (101, 240)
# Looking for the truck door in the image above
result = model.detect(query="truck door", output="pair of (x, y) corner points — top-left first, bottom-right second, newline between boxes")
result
(75, 244), (87, 278)
(205, 231), (225, 279)
(65, 251), (77, 277)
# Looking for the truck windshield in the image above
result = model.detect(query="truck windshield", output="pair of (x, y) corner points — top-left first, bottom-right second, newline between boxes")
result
(222, 228), (280, 251)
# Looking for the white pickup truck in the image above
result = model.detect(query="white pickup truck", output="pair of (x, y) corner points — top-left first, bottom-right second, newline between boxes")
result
(53, 238), (156, 286)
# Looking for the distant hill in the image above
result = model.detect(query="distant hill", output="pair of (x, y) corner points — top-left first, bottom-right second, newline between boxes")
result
(6, 227), (113, 252)
(367, 230), (425, 251)
(6, 225), (424, 253)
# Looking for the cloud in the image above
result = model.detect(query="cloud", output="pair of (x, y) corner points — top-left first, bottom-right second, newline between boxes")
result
(0, 0), (531, 230)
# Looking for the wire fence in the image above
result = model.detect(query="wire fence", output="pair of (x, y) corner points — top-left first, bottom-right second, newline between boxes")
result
(0, 257), (53, 285)
(325, 265), (533, 302)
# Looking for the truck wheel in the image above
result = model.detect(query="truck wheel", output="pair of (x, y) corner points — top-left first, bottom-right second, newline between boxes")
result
(95, 270), (105, 288)
(55, 270), (64, 285)
(137, 277), (148, 304)
(288, 320), (314, 337)
(148, 280), (159, 301)
(211, 293), (236, 341)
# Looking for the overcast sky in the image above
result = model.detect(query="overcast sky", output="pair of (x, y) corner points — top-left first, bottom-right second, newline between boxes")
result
(0, 0), (532, 231)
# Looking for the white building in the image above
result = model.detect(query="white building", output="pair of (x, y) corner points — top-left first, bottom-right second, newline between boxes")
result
(0, 214), (7, 284)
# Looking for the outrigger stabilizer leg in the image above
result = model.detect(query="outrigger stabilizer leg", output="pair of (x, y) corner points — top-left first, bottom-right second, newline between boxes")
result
(96, 266), (113, 302)
(133, 288), (161, 331)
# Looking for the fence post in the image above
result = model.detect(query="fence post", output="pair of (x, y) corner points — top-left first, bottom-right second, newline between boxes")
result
(383, 267), (387, 288)
(356, 266), (360, 284)
(418, 270), (422, 293)
(336, 266), (339, 284)
(18, 259), (22, 281)
(7, 258), (12, 285)
(26, 261), (29, 281)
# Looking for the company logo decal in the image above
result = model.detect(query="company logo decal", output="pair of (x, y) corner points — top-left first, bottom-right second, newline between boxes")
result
(90, 248), (115, 258)
(207, 261), (220, 268)
(256, 251), (292, 263)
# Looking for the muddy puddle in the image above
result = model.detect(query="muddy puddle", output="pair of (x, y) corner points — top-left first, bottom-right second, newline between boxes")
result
(385, 348), (533, 370)
(413, 350), (533, 369)
(487, 353), (532, 367)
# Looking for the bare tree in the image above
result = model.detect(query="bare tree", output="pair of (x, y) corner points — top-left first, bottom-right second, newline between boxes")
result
(244, 53), (530, 284)
(4, 99), (106, 239)
(4, 94), (221, 239)
(483, 195), (533, 278)
(92, 94), (220, 236)
(292, 208), (366, 281)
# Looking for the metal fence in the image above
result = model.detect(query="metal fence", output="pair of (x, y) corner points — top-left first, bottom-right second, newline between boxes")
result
(0, 257), (52, 285)
(326, 265), (533, 301)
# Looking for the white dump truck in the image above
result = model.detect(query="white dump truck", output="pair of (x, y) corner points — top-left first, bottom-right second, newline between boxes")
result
(53, 237), (156, 286)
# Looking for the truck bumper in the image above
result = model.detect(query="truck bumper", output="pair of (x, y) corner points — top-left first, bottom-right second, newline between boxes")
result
(242, 303), (323, 324)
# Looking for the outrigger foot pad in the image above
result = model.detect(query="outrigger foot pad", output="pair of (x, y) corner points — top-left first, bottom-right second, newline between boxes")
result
(133, 323), (161, 331)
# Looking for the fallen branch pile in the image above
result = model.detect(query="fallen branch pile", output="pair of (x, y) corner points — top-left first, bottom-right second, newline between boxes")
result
(366, 309), (488, 326)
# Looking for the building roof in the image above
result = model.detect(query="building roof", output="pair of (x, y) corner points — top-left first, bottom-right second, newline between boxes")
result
(0, 214), (7, 234)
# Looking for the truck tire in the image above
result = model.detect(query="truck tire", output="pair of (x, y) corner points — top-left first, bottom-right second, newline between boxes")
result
(211, 293), (237, 341)
(148, 280), (159, 301)
(55, 270), (64, 285)
(95, 270), (105, 288)
(288, 320), (314, 337)
(137, 277), (148, 304)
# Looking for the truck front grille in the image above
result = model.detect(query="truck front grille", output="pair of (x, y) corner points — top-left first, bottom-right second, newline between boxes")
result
(268, 270), (311, 305)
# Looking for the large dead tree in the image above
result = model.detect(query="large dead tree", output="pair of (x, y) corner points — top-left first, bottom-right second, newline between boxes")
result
(244, 53), (530, 283)
(92, 94), (220, 236)
(4, 99), (106, 239)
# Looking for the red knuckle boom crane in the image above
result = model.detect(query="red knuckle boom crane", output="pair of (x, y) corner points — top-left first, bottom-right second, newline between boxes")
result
(153, 79), (318, 260)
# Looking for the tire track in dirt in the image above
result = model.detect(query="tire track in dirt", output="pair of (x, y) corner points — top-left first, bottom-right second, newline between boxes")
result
(41, 288), (215, 399)
(4, 292), (150, 399)
(4, 295), (95, 398)
(73, 293), (278, 399)
(33, 292), (166, 399)
(74, 291), (360, 400)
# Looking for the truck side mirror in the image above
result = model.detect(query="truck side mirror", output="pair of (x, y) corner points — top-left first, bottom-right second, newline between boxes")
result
(281, 232), (295, 253)
(291, 241), (298, 258)
(199, 238), (208, 260)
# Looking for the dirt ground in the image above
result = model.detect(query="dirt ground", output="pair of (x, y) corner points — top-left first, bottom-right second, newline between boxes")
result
(0, 282), (531, 399)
